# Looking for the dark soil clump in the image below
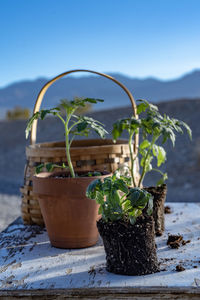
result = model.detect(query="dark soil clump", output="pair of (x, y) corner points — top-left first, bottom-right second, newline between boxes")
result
(176, 264), (185, 272)
(164, 205), (172, 214)
(182, 239), (191, 245)
(167, 234), (183, 249)
(144, 184), (167, 236)
(167, 234), (190, 249)
(97, 215), (159, 276)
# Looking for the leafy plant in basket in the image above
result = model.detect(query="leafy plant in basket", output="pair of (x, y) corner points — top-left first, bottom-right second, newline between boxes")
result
(25, 97), (111, 249)
(26, 97), (108, 177)
(112, 99), (192, 235)
(86, 173), (159, 275)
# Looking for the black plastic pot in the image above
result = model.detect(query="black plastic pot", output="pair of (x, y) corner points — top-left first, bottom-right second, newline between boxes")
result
(144, 184), (167, 236)
(97, 215), (159, 276)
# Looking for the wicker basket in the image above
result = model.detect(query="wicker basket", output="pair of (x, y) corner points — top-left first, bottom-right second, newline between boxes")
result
(20, 69), (139, 226)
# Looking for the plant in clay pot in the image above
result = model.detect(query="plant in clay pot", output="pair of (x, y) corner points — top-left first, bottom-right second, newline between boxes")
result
(26, 97), (110, 249)
(86, 173), (159, 275)
(112, 99), (192, 235)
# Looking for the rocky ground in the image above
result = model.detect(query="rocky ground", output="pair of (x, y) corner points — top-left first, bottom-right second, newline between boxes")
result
(0, 99), (199, 231)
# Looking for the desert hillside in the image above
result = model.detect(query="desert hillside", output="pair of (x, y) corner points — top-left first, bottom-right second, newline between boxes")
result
(1, 70), (200, 117)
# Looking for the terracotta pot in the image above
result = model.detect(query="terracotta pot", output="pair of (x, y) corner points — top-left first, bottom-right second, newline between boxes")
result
(33, 171), (110, 249)
(144, 184), (167, 236)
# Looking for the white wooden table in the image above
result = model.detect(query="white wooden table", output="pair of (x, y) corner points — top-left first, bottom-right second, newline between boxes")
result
(0, 203), (200, 299)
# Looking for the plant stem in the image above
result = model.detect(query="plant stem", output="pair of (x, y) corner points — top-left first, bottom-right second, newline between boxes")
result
(65, 120), (75, 178)
(55, 111), (75, 177)
(138, 137), (157, 187)
(69, 119), (81, 132)
(55, 112), (65, 126)
(151, 168), (165, 176)
(128, 131), (137, 187)
(69, 135), (75, 147)
(120, 193), (128, 203)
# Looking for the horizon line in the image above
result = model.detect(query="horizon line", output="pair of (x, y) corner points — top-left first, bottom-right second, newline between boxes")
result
(0, 68), (200, 90)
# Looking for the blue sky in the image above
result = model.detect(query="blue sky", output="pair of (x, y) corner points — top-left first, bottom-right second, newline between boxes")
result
(0, 0), (200, 87)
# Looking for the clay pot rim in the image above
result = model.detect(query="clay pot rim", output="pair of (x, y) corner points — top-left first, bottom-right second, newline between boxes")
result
(33, 170), (112, 181)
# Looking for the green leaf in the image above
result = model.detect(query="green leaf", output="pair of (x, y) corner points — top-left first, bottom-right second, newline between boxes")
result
(86, 179), (103, 199)
(62, 162), (67, 169)
(137, 99), (158, 115)
(113, 179), (129, 194)
(111, 190), (122, 209)
(130, 118), (141, 130)
(128, 188), (152, 212)
(118, 175), (132, 186)
(25, 108), (61, 139)
(141, 153), (153, 172)
(78, 116), (108, 139)
(112, 121), (123, 142)
(25, 112), (40, 139)
(128, 188), (147, 208)
(46, 163), (54, 172)
(157, 146), (166, 167)
(140, 139), (151, 149)
(130, 216), (136, 225)
(102, 177), (113, 194)
(40, 110), (50, 120)
(153, 145), (166, 167)
(148, 102), (158, 112)
(156, 173), (168, 186)
(83, 98), (104, 104)
(128, 208), (143, 224)
(146, 162), (152, 172)
(140, 156), (145, 167)
(112, 118), (140, 142)
(92, 171), (102, 177)
(95, 191), (104, 205)
(162, 127), (176, 146)
(156, 178), (164, 186)
(35, 163), (44, 174)
(123, 199), (131, 211)
(139, 148), (147, 157)
(180, 120), (192, 140)
(137, 102), (148, 114)
(77, 121), (88, 132)
(152, 144), (158, 156)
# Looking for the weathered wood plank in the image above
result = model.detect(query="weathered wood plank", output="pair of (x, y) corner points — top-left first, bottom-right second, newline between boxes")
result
(1, 287), (200, 299)
(0, 203), (200, 298)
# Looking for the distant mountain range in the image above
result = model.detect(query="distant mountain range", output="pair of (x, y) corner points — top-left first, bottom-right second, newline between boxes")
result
(0, 69), (200, 118)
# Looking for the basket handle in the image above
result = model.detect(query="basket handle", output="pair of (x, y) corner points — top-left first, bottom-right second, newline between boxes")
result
(30, 69), (138, 152)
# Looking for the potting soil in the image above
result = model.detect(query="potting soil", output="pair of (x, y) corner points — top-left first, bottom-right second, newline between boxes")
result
(97, 215), (159, 276)
(145, 184), (167, 236)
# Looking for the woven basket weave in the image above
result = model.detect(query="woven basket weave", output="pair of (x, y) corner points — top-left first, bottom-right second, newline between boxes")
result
(20, 69), (139, 226)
